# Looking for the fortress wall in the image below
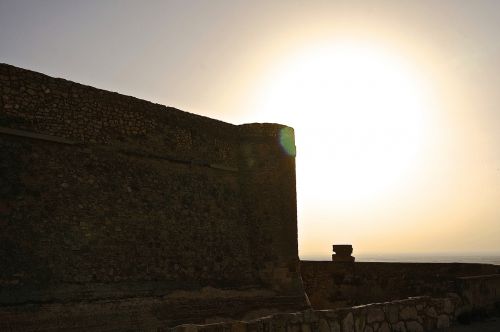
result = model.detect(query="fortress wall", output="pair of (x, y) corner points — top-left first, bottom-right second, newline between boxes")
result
(153, 275), (499, 332)
(1, 138), (251, 296)
(0, 63), (307, 327)
(0, 62), (239, 161)
(457, 274), (500, 315)
(168, 295), (463, 332)
(301, 261), (500, 310)
(239, 124), (300, 292)
(1, 294), (464, 332)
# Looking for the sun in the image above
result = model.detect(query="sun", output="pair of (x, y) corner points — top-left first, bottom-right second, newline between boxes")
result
(251, 40), (432, 207)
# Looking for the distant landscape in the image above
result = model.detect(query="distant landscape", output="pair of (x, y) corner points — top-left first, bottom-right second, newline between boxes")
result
(304, 253), (500, 265)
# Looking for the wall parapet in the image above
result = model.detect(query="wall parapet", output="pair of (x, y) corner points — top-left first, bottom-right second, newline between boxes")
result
(456, 274), (500, 317)
(301, 261), (500, 310)
(171, 295), (463, 332)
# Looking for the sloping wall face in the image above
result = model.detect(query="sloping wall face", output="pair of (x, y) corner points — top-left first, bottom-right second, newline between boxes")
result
(0, 63), (307, 327)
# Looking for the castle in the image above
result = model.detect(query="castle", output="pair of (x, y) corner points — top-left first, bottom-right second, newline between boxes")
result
(1, 63), (499, 331)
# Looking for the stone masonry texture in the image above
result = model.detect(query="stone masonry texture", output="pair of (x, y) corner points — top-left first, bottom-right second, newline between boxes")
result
(300, 261), (500, 310)
(1, 63), (499, 331)
(0, 63), (308, 329)
(168, 296), (465, 332)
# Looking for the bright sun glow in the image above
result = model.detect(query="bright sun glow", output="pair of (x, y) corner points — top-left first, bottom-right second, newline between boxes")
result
(252, 41), (433, 207)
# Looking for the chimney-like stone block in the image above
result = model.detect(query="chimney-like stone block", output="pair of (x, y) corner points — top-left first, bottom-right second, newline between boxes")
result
(332, 244), (355, 262)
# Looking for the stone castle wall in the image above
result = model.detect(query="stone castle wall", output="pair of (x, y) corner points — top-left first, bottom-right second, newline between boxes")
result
(161, 274), (500, 332)
(0, 63), (307, 327)
(300, 261), (500, 310)
(168, 295), (463, 332)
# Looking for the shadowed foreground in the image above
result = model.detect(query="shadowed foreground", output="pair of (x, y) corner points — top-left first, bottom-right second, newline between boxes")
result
(439, 318), (500, 331)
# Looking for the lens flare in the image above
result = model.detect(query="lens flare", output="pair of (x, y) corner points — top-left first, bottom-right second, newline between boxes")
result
(279, 127), (296, 156)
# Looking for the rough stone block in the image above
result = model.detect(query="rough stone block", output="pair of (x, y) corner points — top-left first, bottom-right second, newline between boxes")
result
(391, 321), (406, 332)
(354, 313), (366, 332)
(436, 315), (449, 329)
(400, 306), (418, 321)
(405, 321), (423, 332)
(318, 319), (329, 332)
(366, 308), (384, 324)
(384, 304), (399, 324)
(425, 307), (437, 318)
(342, 313), (354, 332)
(329, 321), (341, 332)
(378, 322), (390, 332)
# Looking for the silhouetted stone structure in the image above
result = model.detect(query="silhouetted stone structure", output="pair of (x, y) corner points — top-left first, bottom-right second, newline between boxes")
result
(332, 244), (355, 262)
(301, 261), (500, 310)
(0, 63), (308, 330)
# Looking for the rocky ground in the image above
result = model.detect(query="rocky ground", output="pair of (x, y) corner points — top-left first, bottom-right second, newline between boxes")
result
(440, 317), (500, 331)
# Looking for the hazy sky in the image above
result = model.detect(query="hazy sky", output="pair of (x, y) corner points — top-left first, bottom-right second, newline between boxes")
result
(1, 0), (499, 259)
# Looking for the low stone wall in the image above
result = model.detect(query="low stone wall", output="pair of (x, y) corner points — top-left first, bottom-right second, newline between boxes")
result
(171, 296), (462, 332)
(456, 274), (500, 317)
(168, 274), (500, 332)
(301, 261), (500, 309)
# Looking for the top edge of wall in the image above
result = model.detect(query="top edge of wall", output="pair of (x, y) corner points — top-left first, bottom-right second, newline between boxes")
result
(0, 63), (292, 132)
